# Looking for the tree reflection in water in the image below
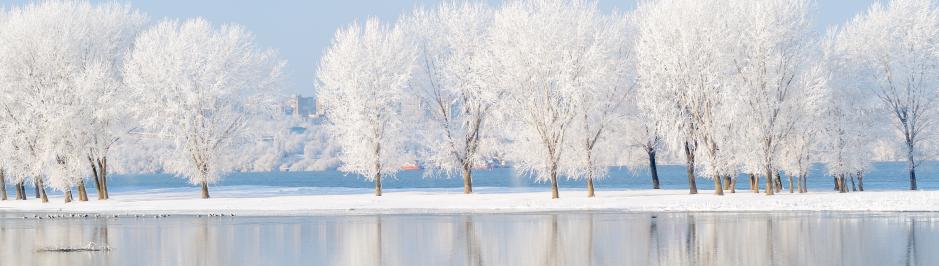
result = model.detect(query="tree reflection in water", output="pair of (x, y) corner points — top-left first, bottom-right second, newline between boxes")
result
(0, 212), (936, 266)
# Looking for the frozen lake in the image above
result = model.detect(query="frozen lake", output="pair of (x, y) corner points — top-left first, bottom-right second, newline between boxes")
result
(0, 211), (936, 266)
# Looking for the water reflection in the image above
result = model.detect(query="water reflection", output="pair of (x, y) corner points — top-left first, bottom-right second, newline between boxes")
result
(0, 212), (937, 266)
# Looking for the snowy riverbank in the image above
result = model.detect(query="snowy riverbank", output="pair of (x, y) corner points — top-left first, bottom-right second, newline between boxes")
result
(1, 186), (937, 215)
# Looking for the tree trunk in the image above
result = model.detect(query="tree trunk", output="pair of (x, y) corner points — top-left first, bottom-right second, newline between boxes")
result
(908, 163), (916, 191)
(788, 175), (794, 193)
(587, 176), (595, 198)
(37, 179), (48, 203)
(34, 182), (40, 199)
(723, 175), (732, 191)
(90, 159), (103, 200)
(15, 181), (25, 200)
(374, 171), (382, 197)
(765, 167), (775, 196)
(648, 149), (660, 189)
(200, 180), (210, 199)
(837, 175), (847, 193)
(857, 172), (864, 192)
(750, 173), (758, 193)
(714, 175), (724, 196)
(833, 176), (839, 191)
(64, 189), (73, 203)
(774, 173), (783, 193)
(77, 179), (89, 201)
(98, 157), (109, 200)
(850, 174), (857, 192)
(796, 175), (803, 193)
(462, 164), (473, 194)
(684, 142), (697, 194)
(729, 175), (736, 193)
(550, 165), (559, 199)
(0, 171), (6, 201)
(801, 175), (809, 193)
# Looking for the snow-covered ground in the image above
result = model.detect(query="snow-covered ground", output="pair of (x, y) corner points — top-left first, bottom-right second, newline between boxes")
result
(1, 186), (937, 215)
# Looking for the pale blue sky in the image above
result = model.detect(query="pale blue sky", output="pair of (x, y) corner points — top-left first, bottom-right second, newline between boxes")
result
(6, 0), (879, 95)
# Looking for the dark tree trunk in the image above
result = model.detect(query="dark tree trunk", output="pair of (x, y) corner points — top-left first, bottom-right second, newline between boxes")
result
(684, 142), (697, 194)
(550, 165), (559, 199)
(833, 176), (839, 191)
(908, 164), (917, 191)
(0, 171), (6, 201)
(648, 149), (661, 189)
(90, 159), (103, 200)
(77, 179), (88, 201)
(462, 164), (473, 194)
(774, 172), (783, 193)
(34, 182), (40, 199)
(200, 180), (210, 199)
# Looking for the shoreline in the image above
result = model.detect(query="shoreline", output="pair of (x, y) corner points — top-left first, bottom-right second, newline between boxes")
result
(2, 187), (938, 216)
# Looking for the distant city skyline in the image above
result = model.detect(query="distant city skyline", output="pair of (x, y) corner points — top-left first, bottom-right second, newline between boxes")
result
(4, 0), (879, 95)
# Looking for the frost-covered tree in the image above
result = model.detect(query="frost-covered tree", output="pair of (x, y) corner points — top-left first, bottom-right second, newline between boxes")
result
(635, 0), (735, 195)
(403, 3), (498, 194)
(830, 0), (939, 191)
(623, 100), (664, 189)
(726, 0), (818, 195)
(316, 18), (417, 196)
(821, 36), (880, 193)
(490, 0), (607, 199)
(0, 1), (146, 203)
(563, 13), (635, 197)
(124, 18), (283, 199)
(778, 67), (827, 194)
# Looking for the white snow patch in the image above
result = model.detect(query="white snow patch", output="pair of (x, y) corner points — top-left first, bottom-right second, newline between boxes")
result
(1, 187), (937, 216)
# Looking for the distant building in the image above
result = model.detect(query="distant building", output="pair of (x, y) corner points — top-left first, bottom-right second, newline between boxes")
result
(284, 95), (319, 119)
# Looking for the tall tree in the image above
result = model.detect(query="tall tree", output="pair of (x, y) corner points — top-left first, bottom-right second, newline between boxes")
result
(124, 18), (283, 199)
(403, 2), (498, 194)
(489, 0), (606, 199)
(830, 0), (939, 191)
(564, 12), (636, 197)
(623, 104), (664, 190)
(635, 0), (735, 195)
(727, 0), (818, 196)
(316, 18), (417, 196)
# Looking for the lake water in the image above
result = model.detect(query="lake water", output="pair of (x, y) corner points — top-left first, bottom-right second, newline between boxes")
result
(0, 212), (937, 266)
(5, 161), (936, 197)
(1, 162), (938, 265)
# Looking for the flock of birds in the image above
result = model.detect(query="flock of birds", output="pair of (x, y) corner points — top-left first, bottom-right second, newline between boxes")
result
(20, 213), (236, 220)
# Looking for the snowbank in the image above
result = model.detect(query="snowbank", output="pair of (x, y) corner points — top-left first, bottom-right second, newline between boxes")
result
(1, 186), (937, 215)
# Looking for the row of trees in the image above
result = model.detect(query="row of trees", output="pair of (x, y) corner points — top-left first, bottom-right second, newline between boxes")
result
(318, 0), (939, 198)
(0, 1), (282, 203)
